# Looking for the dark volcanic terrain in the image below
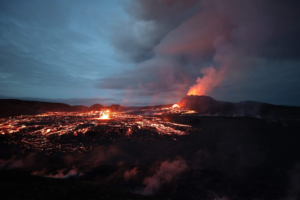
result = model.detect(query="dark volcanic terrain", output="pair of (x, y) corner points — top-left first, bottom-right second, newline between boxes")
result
(1, 95), (300, 119)
(179, 95), (300, 119)
(0, 96), (300, 200)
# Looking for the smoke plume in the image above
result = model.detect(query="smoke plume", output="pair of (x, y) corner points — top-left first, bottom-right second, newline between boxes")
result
(187, 66), (225, 95)
(32, 168), (83, 179)
(0, 153), (36, 170)
(102, 0), (300, 102)
(124, 167), (138, 181)
(142, 157), (187, 195)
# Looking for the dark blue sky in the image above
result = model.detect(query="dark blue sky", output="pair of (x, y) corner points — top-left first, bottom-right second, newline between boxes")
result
(1, 0), (300, 106)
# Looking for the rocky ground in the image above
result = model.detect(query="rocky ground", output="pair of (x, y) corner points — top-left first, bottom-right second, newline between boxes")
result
(1, 116), (300, 200)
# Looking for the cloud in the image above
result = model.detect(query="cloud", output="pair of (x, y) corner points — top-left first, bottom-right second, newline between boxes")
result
(106, 0), (300, 105)
(0, 0), (123, 101)
(1, 0), (300, 105)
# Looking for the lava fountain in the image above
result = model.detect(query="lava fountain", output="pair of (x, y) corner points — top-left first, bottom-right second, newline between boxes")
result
(99, 110), (110, 119)
(172, 104), (180, 108)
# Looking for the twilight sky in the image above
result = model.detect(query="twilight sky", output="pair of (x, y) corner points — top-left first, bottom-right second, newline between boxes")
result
(0, 0), (300, 106)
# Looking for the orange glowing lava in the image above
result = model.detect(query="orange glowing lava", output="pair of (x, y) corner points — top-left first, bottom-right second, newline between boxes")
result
(99, 110), (110, 119)
(172, 104), (180, 108)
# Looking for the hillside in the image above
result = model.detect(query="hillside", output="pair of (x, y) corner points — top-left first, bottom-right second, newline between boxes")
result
(178, 95), (300, 119)
(1, 96), (300, 119)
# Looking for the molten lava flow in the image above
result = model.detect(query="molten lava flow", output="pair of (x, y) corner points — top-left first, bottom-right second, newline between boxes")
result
(0, 109), (200, 154)
(125, 128), (132, 136)
(99, 110), (110, 119)
(172, 104), (180, 108)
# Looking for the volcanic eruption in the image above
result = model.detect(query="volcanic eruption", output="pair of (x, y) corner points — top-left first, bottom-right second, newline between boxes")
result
(172, 104), (180, 108)
(1, 0), (300, 199)
(99, 110), (110, 119)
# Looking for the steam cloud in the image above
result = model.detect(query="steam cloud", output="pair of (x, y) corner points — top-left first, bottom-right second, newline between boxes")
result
(64, 146), (120, 169)
(284, 163), (300, 200)
(0, 153), (36, 170)
(32, 168), (83, 179)
(142, 157), (187, 195)
(124, 167), (138, 181)
(101, 0), (300, 102)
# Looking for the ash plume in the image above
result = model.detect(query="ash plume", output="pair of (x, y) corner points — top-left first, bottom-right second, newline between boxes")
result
(103, 0), (300, 102)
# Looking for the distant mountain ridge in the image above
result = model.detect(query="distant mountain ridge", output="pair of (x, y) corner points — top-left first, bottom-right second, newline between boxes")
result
(0, 96), (299, 119)
(0, 99), (125, 118)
